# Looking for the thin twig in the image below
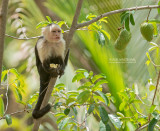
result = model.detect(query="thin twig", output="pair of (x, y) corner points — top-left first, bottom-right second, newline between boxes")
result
(5, 34), (41, 40)
(85, 106), (89, 131)
(0, 109), (32, 120)
(135, 122), (149, 131)
(148, 71), (160, 121)
(146, 9), (151, 22)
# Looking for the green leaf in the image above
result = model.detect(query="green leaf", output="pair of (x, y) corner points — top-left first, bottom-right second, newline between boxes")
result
(58, 117), (70, 130)
(119, 101), (126, 111)
(149, 85), (156, 91)
(108, 114), (122, 129)
(76, 69), (88, 73)
(46, 16), (52, 23)
(148, 118), (158, 131)
(158, 1), (160, 15)
(98, 31), (105, 46)
(27, 104), (32, 109)
(92, 74), (104, 83)
(148, 46), (157, 52)
(64, 108), (70, 115)
(57, 21), (66, 27)
(57, 116), (66, 124)
(88, 104), (95, 114)
(5, 114), (12, 125)
(72, 73), (85, 82)
(0, 97), (4, 117)
(54, 102), (63, 109)
(1, 70), (8, 82)
(27, 93), (38, 105)
(77, 90), (90, 104)
(130, 14), (135, 25)
(148, 19), (160, 23)
(150, 42), (158, 46)
(95, 80), (108, 87)
(116, 112), (124, 117)
(120, 12), (129, 24)
(96, 91), (109, 105)
(151, 22), (158, 36)
(72, 107), (78, 115)
(146, 52), (151, 60)
(125, 16), (130, 31)
(84, 72), (89, 78)
(15, 88), (22, 101)
(77, 86), (90, 91)
(149, 105), (156, 113)
(99, 106), (109, 125)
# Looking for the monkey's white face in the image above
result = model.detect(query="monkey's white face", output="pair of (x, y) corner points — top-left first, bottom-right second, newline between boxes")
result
(48, 27), (62, 42)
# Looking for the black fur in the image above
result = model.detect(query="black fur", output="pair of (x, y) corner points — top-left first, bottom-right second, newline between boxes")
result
(32, 37), (69, 119)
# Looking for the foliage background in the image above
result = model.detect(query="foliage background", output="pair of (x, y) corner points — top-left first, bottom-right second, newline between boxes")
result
(0, 0), (160, 131)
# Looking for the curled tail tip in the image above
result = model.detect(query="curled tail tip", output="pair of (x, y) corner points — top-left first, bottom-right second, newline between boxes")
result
(32, 104), (52, 119)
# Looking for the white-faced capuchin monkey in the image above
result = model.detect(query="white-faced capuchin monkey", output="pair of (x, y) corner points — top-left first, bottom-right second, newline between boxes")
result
(32, 23), (69, 119)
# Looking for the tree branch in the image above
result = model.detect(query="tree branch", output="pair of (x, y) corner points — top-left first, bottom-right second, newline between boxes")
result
(0, 0), (9, 88)
(32, 0), (84, 130)
(65, 0), (84, 51)
(76, 5), (160, 29)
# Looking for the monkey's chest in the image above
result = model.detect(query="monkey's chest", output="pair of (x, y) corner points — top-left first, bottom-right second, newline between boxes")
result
(38, 43), (65, 63)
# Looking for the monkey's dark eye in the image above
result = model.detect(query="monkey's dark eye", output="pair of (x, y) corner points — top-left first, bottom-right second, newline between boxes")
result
(52, 31), (56, 33)
(58, 30), (61, 33)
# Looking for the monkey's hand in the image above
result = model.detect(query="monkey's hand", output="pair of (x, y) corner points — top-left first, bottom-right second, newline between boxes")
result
(57, 65), (64, 78)
(50, 68), (59, 77)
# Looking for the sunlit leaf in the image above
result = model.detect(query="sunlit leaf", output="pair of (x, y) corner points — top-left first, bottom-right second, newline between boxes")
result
(157, 1), (160, 15)
(92, 74), (105, 83)
(57, 21), (66, 27)
(76, 69), (88, 73)
(77, 86), (90, 91)
(116, 112), (124, 117)
(149, 85), (156, 91)
(149, 105), (156, 113)
(148, 46), (157, 52)
(95, 80), (108, 87)
(1, 70), (8, 82)
(46, 16), (52, 23)
(72, 73), (85, 82)
(0, 97), (4, 117)
(148, 19), (160, 23)
(57, 116), (66, 124)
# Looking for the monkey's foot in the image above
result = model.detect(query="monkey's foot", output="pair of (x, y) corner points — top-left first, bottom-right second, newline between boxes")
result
(32, 104), (52, 119)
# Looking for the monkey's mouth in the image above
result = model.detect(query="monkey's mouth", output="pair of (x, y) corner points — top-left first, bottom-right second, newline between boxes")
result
(55, 37), (60, 39)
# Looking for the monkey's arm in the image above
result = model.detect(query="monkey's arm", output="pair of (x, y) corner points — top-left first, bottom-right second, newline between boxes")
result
(58, 49), (70, 77)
